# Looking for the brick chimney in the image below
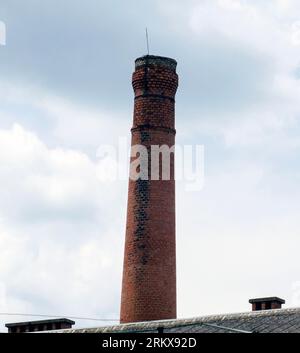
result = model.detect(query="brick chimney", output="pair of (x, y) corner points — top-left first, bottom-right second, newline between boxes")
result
(249, 297), (285, 311)
(120, 55), (178, 323)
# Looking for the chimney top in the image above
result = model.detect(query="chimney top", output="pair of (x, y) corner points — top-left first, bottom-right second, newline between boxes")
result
(135, 55), (177, 71)
(249, 297), (285, 311)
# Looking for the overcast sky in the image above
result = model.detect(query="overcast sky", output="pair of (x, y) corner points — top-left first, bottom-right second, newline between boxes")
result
(1, 0), (300, 331)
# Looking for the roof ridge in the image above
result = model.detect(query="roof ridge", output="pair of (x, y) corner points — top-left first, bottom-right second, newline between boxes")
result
(56, 307), (300, 333)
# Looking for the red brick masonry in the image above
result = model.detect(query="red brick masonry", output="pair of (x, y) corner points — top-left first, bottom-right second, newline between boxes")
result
(120, 55), (179, 323)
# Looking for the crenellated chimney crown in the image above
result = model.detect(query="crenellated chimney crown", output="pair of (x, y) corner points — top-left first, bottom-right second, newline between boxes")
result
(131, 55), (178, 130)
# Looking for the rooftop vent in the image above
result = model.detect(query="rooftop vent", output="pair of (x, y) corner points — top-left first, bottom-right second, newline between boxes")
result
(249, 297), (285, 311)
(5, 318), (75, 333)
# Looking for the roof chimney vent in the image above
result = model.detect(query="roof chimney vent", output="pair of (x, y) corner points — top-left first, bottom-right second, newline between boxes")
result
(5, 318), (75, 333)
(249, 297), (285, 311)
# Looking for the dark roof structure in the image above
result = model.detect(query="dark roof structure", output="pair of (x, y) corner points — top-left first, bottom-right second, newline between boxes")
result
(249, 297), (285, 305)
(6, 318), (75, 333)
(57, 307), (300, 333)
(5, 318), (75, 328)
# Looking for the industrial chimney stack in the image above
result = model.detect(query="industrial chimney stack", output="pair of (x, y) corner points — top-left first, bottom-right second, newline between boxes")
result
(120, 55), (178, 323)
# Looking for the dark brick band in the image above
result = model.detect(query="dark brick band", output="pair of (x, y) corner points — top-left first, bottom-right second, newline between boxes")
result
(134, 93), (175, 102)
(131, 125), (176, 135)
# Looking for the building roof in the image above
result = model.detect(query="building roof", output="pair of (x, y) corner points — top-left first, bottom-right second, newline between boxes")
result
(57, 308), (300, 333)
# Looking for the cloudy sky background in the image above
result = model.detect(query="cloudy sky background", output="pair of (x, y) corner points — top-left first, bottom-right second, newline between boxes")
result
(1, 0), (300, 330)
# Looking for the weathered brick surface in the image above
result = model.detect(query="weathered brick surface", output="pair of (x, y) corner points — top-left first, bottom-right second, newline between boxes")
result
(120, 55), (178, 323)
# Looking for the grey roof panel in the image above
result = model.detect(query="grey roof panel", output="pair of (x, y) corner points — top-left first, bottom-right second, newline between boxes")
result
(55, 307), (300, 334)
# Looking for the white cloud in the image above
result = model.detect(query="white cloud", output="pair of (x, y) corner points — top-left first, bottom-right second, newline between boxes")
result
(0, 79), (128, 151)
(177, 158), (300, 317)
(0, 21), (6, 46)
(37, 95), (127, 147)
(0, 124), (101, 222)
(0, 124), (126, 330)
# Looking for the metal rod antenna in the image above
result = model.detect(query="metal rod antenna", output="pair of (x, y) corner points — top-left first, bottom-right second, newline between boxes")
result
(146, 27), (150, 55)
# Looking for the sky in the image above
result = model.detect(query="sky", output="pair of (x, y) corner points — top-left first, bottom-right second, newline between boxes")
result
(1, 0), (300, 331)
